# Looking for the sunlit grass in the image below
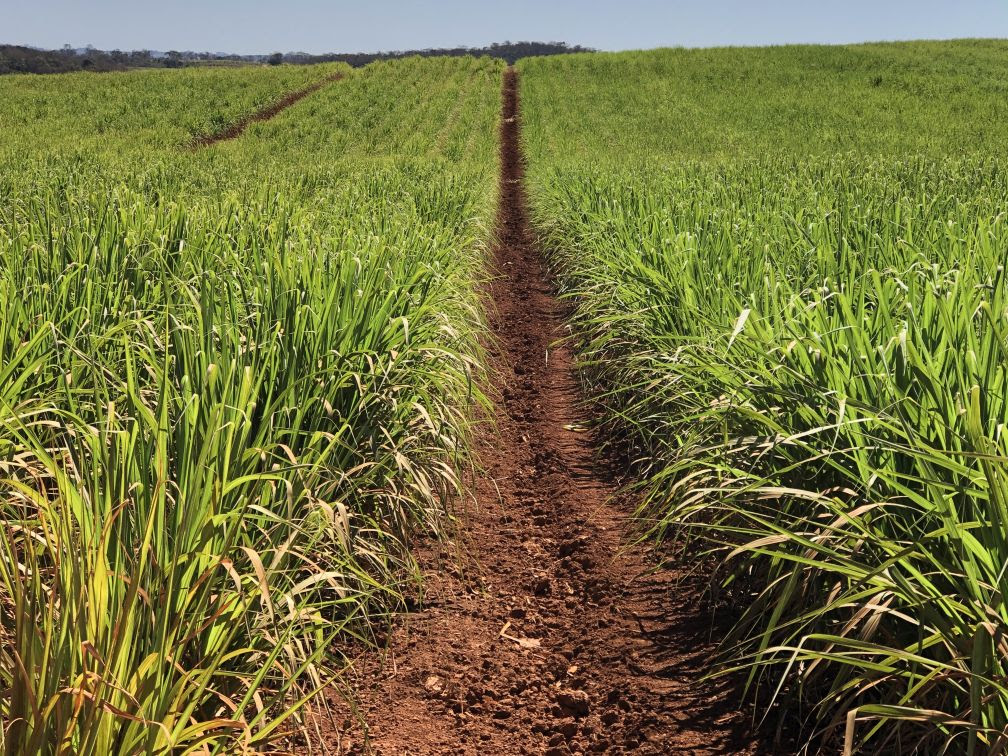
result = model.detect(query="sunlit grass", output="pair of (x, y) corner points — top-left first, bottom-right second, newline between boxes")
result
(0, 56), (503, 753)
(521, 42), (1008, 753)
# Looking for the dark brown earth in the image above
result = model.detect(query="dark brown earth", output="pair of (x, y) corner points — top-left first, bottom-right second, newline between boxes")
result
(323, 68), (760, 755)
(192, 72), (343, 147)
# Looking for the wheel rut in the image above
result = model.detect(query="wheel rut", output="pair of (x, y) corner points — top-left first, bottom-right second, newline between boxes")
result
(326, 67), (758, 755)
(192, 72), (344, 147)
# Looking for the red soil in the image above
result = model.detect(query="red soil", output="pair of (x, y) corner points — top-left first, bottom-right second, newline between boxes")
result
(323, 68), (760, 755)
(192, 72), (343, 147)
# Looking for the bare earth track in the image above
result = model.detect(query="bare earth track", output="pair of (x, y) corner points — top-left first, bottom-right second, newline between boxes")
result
(326, 68), (759, 755)
(192, 72), (344, 147)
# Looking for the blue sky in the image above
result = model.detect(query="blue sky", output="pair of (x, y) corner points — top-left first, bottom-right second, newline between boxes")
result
(7, 0), (1008, 54)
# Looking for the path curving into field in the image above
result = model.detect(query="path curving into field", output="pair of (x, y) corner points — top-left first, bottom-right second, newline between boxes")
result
(328, 67), (758, 755)
(192, 72), (344, 147)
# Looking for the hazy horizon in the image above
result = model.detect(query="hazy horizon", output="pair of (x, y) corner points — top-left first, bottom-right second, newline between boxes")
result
(6, 0), (1008, 56)
(8, 36), (1008, 58)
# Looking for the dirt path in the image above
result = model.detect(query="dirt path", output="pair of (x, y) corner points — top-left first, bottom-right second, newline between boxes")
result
(326, 68), (758, 755)
(192, 72), (343, 147)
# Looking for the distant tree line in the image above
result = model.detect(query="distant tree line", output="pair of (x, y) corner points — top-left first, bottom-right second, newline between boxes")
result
(0, 45), (223, 74)
(0, 41), (592, 75)
(280, 41), (594, 67)
(2, 45), (127, 74)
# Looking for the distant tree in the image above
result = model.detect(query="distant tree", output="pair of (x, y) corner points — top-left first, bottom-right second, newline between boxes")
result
(267, 52), (283, 66)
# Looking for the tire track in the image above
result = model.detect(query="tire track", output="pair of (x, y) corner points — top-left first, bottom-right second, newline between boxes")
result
(191, 72), (344, 147)
(326, 66), (760, 755)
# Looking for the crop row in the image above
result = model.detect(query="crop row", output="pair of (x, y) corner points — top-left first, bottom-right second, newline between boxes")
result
(0, 56), (503, 752)
(520, 43), (1008, 753)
